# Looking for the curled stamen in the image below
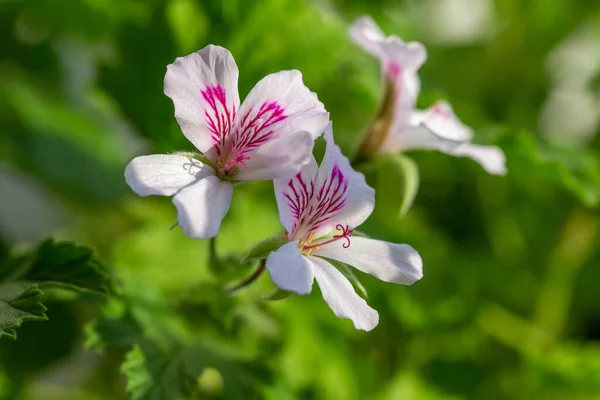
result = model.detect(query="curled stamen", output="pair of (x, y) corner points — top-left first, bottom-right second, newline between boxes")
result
(224, 147), (251, 171)
(303, 224), (353, 251)
(333, 224), (353, 248)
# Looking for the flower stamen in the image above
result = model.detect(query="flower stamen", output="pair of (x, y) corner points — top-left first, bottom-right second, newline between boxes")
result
(224, 147), (251, 171)
(303, 224), (353, 251)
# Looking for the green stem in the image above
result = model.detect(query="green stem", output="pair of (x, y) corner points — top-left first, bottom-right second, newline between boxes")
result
(225, 260), (266, 294)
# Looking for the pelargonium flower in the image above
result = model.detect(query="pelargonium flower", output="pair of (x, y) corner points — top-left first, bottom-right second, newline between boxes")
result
(266, 124), (423, 331)
(350, 16), (506, 175)
(125, 45), (328, 239)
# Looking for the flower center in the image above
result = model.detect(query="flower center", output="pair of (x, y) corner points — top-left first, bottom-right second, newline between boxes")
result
(300, 224), (353, 254)
(224, 147), (251, 172)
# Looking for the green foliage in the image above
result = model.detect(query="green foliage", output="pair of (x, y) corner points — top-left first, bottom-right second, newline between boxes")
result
(0, 287), (47, 340)
(122, 341), (270, 400)
(1, 0), (600, 399)
(375, 154), (420, 218)
(0, 240), (113, 339)
(500, 132), (600, 206)
(241, 234), (288, 263)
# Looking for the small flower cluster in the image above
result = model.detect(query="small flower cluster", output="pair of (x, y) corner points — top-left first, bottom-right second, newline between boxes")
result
(125, 17), (506, 331)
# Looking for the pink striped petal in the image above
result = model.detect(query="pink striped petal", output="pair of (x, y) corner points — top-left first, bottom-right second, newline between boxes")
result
(164, 45), (240, 161)
(274, 124), (374, 242)
(231, 70), (328, 160)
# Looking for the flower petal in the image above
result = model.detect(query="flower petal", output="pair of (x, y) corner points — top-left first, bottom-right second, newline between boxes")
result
(310, 123), (375, 238)
(172, 175), (233, 239)
(349, 16), (426, 69)
(125, 155), (214, 197)
(314, 236), (423, 285)
(309, 256), (379, 331)
(231, 70), (328, 158)
(266, 242), (315, 295)
(164, 45), (240, 158)
(450, 143), (507, 175)
(411, 101), (473, 142)
(350, 16), (426, 152)
(235, 130), (315, 181)
(392, 101), (472, 152)
(348, 15), (387, 58)
(273, 157), (319, 235)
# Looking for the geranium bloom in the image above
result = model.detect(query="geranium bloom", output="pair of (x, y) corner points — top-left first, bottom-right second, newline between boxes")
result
(125, 45), (328, 239)
(350, 16), (506, 175)
(266, 124), (423, 331)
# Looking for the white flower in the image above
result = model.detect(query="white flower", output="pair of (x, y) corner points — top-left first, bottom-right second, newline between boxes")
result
(125, 45), (329, 239)
(266, 124), (423, 331)
(350, 16), (506, 175)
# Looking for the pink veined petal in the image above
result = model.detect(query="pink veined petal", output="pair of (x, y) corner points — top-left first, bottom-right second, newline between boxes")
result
(275, 124), (374, 241)
(349, 16), (426, 91)
(307, 123), (375, 239)
(309, 256), (379, 331)
(349, 16), (426, 146)
(274, 156), (319, 236)
(266, 243), (315, 295)
(125, 154), (215, 197)
(172, 175), (233, 239)
(314, 236), (423, 285)
(230, 70), (328, 160)
(380, 38), (427, 74)
(412, 101), (473, 142)
(393, 101), (473, 152)
(450, 143), (507, 175)
(235, 130), (315, 181)
(164, 45), (240, 161)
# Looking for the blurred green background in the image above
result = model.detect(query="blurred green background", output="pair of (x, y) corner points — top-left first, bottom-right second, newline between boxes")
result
(1, 0), (600, 399)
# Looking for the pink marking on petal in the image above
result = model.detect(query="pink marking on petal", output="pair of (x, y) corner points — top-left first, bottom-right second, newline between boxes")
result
(232, 101), (287, 154)
(431, 102), (451, 118)
(386, 61), (402, 80)
(284, 163), (349, 241)
(423, 102), (453, 126)
(200, 85), (236, 156)
(224, 147), (251, 171)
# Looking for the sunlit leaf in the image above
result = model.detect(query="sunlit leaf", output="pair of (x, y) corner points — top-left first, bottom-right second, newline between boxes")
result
(375, 154), (420, 218)
(240, 234), (288, 263)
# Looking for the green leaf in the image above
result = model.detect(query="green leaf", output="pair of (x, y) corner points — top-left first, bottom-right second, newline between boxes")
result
(240, 235), (288, 263)
(121, 344), (154, 400)
(15, 239), (115, 295)
(84, 298), (142, 351)
(122, 340), (270, 400)
(0, 286), (47, 340)
(376, 154), (420, 218)
(0, 239), (115, 340)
